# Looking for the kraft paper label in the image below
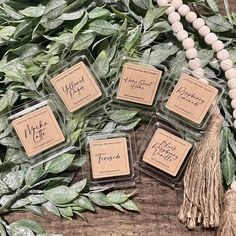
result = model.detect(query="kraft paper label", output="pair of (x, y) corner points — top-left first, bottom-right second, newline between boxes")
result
(165, 73), (218, 124)
(51, 61), (102, 113)
(116, 63), (162, 105)
(89, 137), (130, 179)
(12, 106), (65, 157)
(143, 128), (192, 176)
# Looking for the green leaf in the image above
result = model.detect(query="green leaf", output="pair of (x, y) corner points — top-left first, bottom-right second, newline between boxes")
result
(59, 9), (84, 20)
(8, 223), (35, 236)
(221, 151), (236, 185)
(116, 118), (141, 131)
(0, 26), (16, 40)
(206, 0), (219, 12)
(205, 15), (231, 32)
(229, 47), (236, 63)
(3, 170), (24, 190)
(197, 49), (214, 67)
(66, 119), (80, 133)
(59, 207), (73, 219)
(73, 211), (86, 221)
(25, 205), (44, 216)
(72, 33), (95, 51)
(17, 219), (45, 234)
(107, 190), (129, 204)
(45, 33), (74, 47)
(143, 6), (168, 31)
(125, 27), (141, 51)
(3, 4), (24, 20)
(148, 42), (178, 64)
(121, 200), (139, 211)
(93, 50), (110, 78)
(4, 148), (26, 164)
(220, 127), (229, 154)
(74, 196), (95, 211)
(45, 154), (75, 174)
(42, 201), (60, 217)
(132, 0), (149, 9)
(25, 165), (44, 186)
(71, 179), (87, 193)
(88, 192), (112, 207)
(140, 31), (159, 47)
(28, 195), (47, 205)
(44, 186), (78, 205)
(151, 21), (171, 32)
(89, 20), (117, 36)
(0, 90), (17, 112)
(89, 7), (110, 19)
(72, 13), (88, 36)
(72, 155), (88, 168)
(112, 203), (124, 212)
(45, 0), (67, 19)
(0, 180), (10, 195)
(13, 20), (32, 39)
(0, 223), (6, 236)
(41, 17), (64, 30)
(107, 108), (140, 123)
(20, 5), (46, 17)
(12, 197), (31, 208)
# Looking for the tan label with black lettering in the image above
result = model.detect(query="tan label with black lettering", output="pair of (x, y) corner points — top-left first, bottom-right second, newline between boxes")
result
(89, 137), (130, 179)
(143, 128), (192, 176)
(166, 73), (218, 124)
(12, 106), (65, 157)
(51, 62), (102, 113)
(117, 63), (162, 105)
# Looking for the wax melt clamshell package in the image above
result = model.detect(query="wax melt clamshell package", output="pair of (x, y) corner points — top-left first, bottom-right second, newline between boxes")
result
(137, 116), (196, 187)
(83, 131), (138, 190)
(45, 50), (108, 117)
(157, 68), (224, 131)
(7, 95), (73, 167)
(112, 56), (168, 111)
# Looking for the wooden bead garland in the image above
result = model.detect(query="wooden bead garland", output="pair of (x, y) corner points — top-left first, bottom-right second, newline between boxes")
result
(155, 0), (236, 232)
(160, 0), (236, 128)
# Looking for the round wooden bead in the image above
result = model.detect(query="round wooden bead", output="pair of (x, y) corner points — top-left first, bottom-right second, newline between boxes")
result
(165, 6), (175, 15)
(192, 18), (205, 30)
(198, 25), (210, 37)
(178, 4), (190, 16)
(233, 110), (236, 119)
(204, 33), (218, 45)
(188, 58), (201, 70)
(192, 68), (205, 79)
(157, 0), (169, 6)
(186, 11), (197, 23)
(212, 40), (224, 52)
(217, 49), (229, 61)
(172, 0), (183, 9)
(186, 48), (198, 60)
(221, 59), (234, 71)
(176, 30), (188, 41)
(182, 38), (194, 49)
(227, 79), (236, 89)
(168, 12), (181, 24)
(225, 68), (236, 80)
(231, 99), (236, 109)
(171, 22), (183, 33)
(229, 89), (236, 99)
(231, 180), (236, 192)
